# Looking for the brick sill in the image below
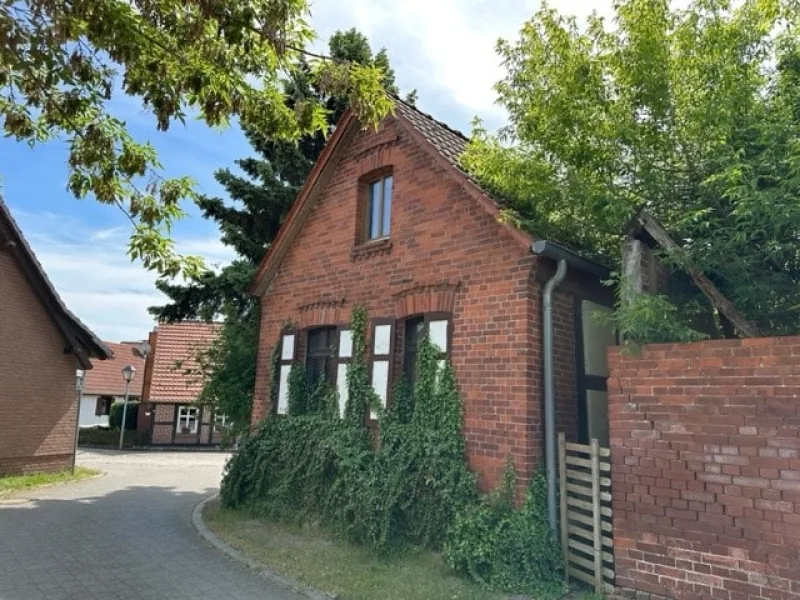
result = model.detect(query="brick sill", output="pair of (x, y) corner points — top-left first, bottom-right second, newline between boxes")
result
(351, 238), (392, 261)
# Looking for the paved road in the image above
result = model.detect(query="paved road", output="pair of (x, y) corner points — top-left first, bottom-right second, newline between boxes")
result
(0, 450), (305, 600)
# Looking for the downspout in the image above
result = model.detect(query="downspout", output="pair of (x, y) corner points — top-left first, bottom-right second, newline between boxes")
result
(541, 258), (567, 537)
(531, 240), (610, 540)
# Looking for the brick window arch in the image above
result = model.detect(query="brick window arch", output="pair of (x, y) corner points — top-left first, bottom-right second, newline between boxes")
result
(393, 282), (459, 319)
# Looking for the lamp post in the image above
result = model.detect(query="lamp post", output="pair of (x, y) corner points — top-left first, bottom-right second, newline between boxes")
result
(72, 370), (85, 474)
(118, 364), (137, 451)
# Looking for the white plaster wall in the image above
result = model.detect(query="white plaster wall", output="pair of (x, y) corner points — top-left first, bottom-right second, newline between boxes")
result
(79, 394), (112, 428)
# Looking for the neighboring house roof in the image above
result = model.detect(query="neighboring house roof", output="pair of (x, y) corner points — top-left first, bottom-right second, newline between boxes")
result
(250, 96), (534, 296)
(146, 322), (221, 403)
(83, 342), (147, 396)
(0, 198), (112, 367)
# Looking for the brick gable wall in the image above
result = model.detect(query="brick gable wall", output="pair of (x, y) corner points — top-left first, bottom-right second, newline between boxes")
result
(252, 116), (566, 490)
(0, 249), (80, 475)
(608, 337), (800, 600)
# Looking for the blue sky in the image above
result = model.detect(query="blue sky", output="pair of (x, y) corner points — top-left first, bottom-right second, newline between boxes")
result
(1, 0), (607, 342)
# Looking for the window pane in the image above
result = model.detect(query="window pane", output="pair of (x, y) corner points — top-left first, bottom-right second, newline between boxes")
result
(586, 389), (609, 447)
(308, 329), (331, 352)
(370, 360), (389, 419)
(307, 357), (327, 386)
(336, 364), (348, 419)
(369, 181), (381, 239)
(403, 317), (424, 384)
(338, 330), (353, 359)
(429, 320), (449, 352)
(405, 317), (424, 347)
(381, 176), (392, 236)
(374, 324), (392, 355)
(581, 301), (616, 377)
(278, 365), (291, 414)
(281, 334), (295, 360)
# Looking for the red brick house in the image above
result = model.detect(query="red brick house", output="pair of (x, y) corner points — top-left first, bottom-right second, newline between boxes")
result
(0, 199), (112, 475)
(250, 99), (617, 491)
(138, 322), (224, 445)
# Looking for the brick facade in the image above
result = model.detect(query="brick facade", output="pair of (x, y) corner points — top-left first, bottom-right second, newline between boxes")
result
(252, 108), (607, 491)
(608, 337), (800, 600)
(0, 250), (80, 475)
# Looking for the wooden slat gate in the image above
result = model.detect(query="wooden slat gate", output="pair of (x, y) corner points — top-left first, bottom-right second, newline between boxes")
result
(558, 433), (614, 595)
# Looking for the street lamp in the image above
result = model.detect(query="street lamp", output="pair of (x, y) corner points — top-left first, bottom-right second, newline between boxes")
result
(118, 365), (137, 451)
(72, 370), (85, 474)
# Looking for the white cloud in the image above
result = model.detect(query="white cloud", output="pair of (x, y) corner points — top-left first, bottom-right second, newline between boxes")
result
(10, 209), (236, 343)
(309, 0), (614, 129)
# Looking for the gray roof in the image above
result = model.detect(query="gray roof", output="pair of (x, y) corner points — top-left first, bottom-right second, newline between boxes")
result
(394, 98), (470, 169)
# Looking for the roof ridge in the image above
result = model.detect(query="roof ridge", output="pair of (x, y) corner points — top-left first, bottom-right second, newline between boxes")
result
(390, 94), (471, 143)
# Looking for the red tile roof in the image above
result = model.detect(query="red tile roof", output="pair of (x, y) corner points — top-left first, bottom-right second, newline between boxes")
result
(83, 342), (147, 396)
(147, 322), (221, 403)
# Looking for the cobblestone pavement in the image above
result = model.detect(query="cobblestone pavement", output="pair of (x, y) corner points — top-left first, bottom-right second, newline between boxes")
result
(0, 449), (305, 600)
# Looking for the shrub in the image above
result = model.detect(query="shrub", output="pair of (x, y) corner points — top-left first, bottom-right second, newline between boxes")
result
(221, 305), (562, 595)
(599, 274), (708, 348)
(78, 427), (148, 447)
(109, 401), (139, 431)
(221, 306), (476, 552)
(444, 465), (564, 596)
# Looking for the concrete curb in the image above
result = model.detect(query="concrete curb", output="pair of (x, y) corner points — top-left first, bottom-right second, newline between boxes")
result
(191, 494), (336, 600)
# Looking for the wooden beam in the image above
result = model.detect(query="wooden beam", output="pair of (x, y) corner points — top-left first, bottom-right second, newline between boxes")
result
(634, 211), (760, 338)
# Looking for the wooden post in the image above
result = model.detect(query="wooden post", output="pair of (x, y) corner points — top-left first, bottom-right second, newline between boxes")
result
(591, 438), (603, 593)
(558, 432), (568, 583)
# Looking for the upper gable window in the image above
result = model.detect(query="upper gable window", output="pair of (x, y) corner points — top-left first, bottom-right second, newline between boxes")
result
(366, 174), (393, 240)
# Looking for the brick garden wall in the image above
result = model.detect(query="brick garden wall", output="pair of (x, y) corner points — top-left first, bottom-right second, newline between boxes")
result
(608, 337), (800, 600)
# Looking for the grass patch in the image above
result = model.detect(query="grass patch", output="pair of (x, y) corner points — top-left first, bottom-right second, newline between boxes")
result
(0, 467), (100, 498)
(204, 503), (599, 600)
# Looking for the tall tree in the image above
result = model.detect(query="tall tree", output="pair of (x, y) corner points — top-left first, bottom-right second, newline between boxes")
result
(151, 29), (404, 433)
(153, 28), (400, 320)
(463, 0), (800, 336)
(1, 2), (392, 277)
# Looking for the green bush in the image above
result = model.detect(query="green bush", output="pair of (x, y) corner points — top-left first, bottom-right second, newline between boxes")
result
(78, 427), (148, 447)
(109, 401), (139, 431)
(444, 465), (563, 596)
(221, 305), (562, 595)
(221, 306), (475, 552)
(599, 275), (708, 348)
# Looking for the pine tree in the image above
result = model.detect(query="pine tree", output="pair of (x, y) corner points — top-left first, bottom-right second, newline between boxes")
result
(151, 29), (402, 321)
(149, 30), (408, 430)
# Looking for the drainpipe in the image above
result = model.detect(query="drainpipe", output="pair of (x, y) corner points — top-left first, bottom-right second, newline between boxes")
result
(541, 257), (567, 537)
(531, 240), (610, 539)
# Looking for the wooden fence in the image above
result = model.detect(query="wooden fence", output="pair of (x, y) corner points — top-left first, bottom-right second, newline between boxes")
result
(558, 433), (614, 595)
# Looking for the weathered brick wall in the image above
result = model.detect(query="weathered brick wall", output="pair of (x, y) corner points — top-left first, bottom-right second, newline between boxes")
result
(0, 250), (80, 475)
(252, 114), (587, 491)
(608, 337), (800, 600)
(553, 291), (579, 443)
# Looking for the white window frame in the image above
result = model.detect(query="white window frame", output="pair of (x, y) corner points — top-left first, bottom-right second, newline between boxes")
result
(276, 332), (296, 415)
(176, 406), (199, 434)
(336, 328), (352, 418)
(213, 412), (229, 431)
(366, 174), (393, 241)
(369, 320), (394, 420)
